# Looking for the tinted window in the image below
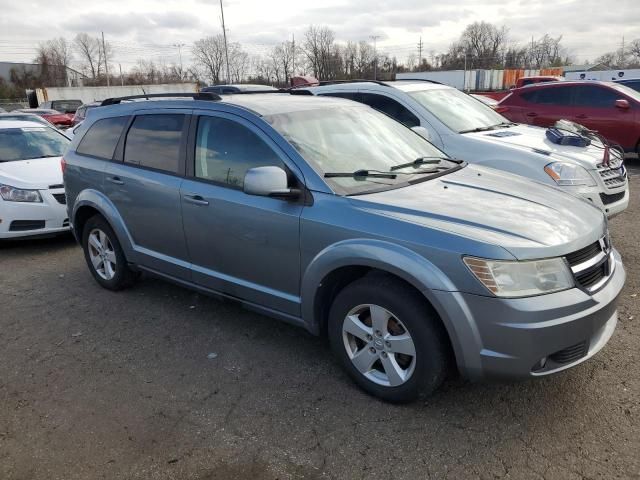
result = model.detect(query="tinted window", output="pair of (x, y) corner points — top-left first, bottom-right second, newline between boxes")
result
(124, 114), (184, 174)
(359, 93), (420, 127)
(195, 116), (283, 188)
(573, 85), (621, 107)
(77, 116), (128, 160)
(521, 86), (572, 105)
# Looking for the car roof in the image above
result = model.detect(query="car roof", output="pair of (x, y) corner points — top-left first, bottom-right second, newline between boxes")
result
(91, 93), (363, 118)
(0, 119), (54, 129)
(305, 80), (451, 94)
(511, 80), (617, 92)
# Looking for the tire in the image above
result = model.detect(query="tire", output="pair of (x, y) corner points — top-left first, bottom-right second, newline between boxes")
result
(328, 274), (450, 403)
(81, 215), (138, 291)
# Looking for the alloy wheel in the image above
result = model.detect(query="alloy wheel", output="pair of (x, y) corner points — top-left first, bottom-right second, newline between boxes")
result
(342, 304), (417, 387)
(87, 228), (117, 280)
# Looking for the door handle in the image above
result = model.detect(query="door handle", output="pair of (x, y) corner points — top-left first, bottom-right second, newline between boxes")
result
(184, 193), (209, 206)
(525, 112), (538, 117)
(106, 176), (124, 185)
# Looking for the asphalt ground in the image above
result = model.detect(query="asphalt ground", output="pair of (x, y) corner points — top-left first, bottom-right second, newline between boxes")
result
(1, 162), (639, 480)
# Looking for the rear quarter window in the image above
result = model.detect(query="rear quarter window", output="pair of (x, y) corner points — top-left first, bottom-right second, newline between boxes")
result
(520, 87), (572, 105)
(76, 116), (129, 160)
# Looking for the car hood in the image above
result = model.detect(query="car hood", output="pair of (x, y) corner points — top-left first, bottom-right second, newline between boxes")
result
(0, 156), (63, 189)
(464, 123), (608, 169)
(351, 165), (605, 260)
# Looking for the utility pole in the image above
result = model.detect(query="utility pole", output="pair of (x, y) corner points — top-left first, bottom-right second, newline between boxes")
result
(370, 35), (380, 80)
(463, 53), (467, 92)
(101, 31), (110, 87)
(173, 43), (186, 79)
(417, 36), (423, 70)
(220, 0), (231, 84)
(621, 35), (625, 66)
(119, 63), (124, 86)
(291, 33), (295, 79)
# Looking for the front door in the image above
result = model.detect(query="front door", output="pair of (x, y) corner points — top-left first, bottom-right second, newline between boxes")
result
(104, 111), (191, 279)
(181, 112), (303, 316)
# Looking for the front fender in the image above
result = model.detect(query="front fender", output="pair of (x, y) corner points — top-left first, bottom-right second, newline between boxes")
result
(72, 189), (135, 259)
(301, 238), (456, 329)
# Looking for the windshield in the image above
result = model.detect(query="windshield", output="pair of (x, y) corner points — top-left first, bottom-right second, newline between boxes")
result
(0, 127), (70, 162)
(264, 105), (460, 195)
(409, 88), (508, 133)
(611, 83), (640, 102)
(51, 100), (82, 113)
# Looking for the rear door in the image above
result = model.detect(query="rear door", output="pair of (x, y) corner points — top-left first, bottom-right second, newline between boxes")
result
(180, 112), (304, 315)
(518, 85), (575, 127)
(104, 110), (191, 279)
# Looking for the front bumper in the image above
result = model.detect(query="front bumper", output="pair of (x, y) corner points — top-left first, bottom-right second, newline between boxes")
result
(573, 184), (629, 218)
(0, 189), (70, 239)
(432, 249), (625, 380)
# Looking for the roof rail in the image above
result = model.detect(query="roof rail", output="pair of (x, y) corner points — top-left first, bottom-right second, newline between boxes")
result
(101, 92), (221, 106)
(210, 88), (313, 96)
(315, 79), (390, 87)
(393, 78), (443, 85)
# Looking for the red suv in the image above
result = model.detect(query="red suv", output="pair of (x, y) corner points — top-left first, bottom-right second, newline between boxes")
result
(497, 81), (640, 154)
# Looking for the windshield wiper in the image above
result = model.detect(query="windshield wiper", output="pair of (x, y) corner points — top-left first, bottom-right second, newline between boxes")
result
(324, 169), (397, 179)
(390, 156), (448, 171)
(459, 126), (495, 134)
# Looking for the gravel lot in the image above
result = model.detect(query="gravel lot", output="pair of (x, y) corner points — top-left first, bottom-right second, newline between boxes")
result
(1, 163), (639, 480)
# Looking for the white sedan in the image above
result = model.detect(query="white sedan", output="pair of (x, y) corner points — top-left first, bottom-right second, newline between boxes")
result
(0, 119), (70, 239)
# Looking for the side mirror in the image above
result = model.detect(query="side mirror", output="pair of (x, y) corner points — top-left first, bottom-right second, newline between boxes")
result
(243, 166), (300, 199)
(411, 126), (433, 142)
(615, 99), (630, 110)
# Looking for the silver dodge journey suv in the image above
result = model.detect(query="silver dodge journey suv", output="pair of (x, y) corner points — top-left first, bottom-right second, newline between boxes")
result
(64, 92), (625, 402)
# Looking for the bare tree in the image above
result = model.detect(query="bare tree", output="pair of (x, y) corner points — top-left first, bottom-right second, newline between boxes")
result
(35, 37), (72, 86)
(270, 40), (296, 85)
(303, 25), (337, 79)
(192, 35), (226, 85)
(228, 43), (249, 82)
(74, 33), (100, 79)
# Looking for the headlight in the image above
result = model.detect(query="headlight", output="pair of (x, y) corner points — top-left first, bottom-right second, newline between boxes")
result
(464, 256), (574, 297)
(544, 162), (596, 186)
(0, 184), (43, 202)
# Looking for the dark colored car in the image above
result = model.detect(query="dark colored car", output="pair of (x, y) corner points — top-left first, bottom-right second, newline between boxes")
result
(72, 102), (101, 126)
(200, 84), (277, 94)
(16, 108), (74, 128)
(40, 99), (82, 114)
(497, 81), (640, 154)
(614, 78), (640, 93)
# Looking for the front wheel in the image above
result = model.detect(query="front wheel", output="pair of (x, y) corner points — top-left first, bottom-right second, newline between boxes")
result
(81, 215), (138, 290)
(328, 274), (450, 403)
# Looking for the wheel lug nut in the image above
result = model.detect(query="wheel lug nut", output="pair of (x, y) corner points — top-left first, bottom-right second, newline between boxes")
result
(369, 347), (376, 354)
(385, 341), (391, 348)
(381, 352), (388, 358)
(366, 334), (373, 341)
(375, 330), (382, 337)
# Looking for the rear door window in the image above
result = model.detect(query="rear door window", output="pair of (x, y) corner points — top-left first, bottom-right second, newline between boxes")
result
(359, 93), (420, 127)
(76, 116), (129, 160)
(520, 86), (572, 105)
(124, 114), (185, 174)
(573, 85), (621, 108)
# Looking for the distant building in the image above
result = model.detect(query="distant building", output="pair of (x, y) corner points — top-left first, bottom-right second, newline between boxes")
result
(563, 63), (609, 73)
(0, 61), (85, 87)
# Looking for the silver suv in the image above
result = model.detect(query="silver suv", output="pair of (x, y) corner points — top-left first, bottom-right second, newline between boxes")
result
(64, 92), (625, 402)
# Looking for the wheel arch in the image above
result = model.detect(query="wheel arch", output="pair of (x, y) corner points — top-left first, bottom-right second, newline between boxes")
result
(301, 239), (462, 359)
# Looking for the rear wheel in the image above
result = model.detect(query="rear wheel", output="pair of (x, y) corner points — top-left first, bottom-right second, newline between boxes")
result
(81, 215), (138, 290)
(328, 274), (450, 403)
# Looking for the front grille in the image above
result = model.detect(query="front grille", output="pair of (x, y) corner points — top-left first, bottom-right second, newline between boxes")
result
(600, 191), (625, 205)
(48, 184), (64, 189)
(9, 220), (45, 232)
(549, 341), (588, 364)
(565, 241), (600, 266)
(565, 236), (612, 292)
(575, 262), (607, 289)
(52, 193), (66, 204)
(598, 160), (627, 190)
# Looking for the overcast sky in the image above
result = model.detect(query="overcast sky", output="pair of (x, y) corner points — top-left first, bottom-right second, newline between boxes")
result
(0, 0), (638, 70)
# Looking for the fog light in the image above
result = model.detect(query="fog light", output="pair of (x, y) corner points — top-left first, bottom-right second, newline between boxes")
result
(532, 357), (547, 372)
